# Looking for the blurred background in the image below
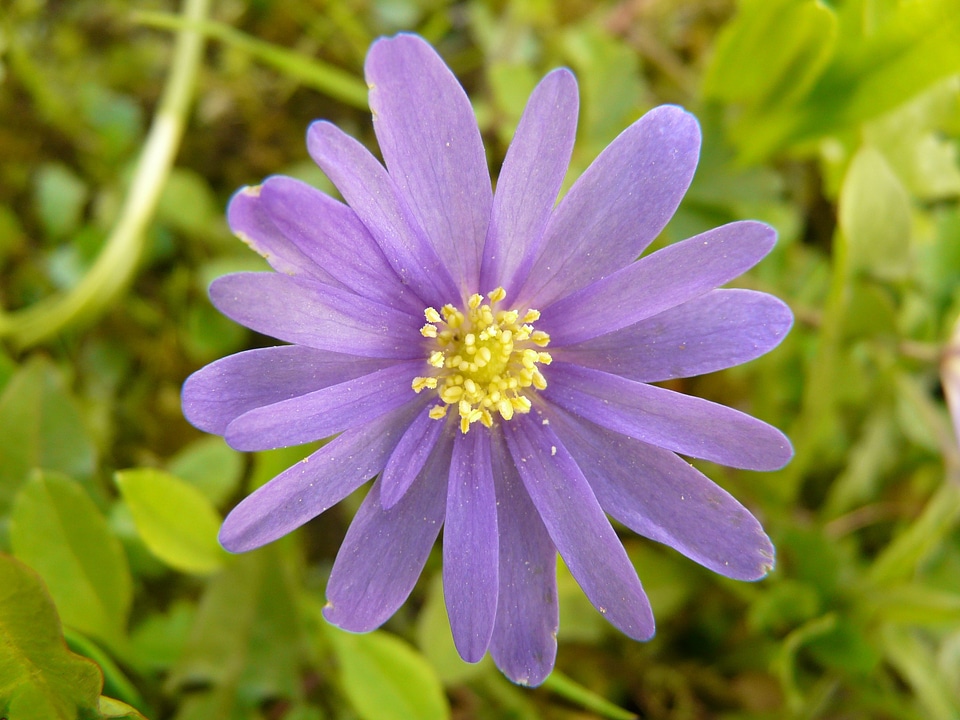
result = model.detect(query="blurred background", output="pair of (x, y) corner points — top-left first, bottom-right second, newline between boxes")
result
(1, 0), (960, 718)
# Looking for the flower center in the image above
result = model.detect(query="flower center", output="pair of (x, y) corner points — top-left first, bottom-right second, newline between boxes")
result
(412, 287), (552, 433)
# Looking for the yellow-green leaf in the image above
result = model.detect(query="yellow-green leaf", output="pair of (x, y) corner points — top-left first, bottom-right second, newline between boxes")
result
(10, 473), (131, 653)
(115, 468), (227, 575)
(0, 554), (103, 720)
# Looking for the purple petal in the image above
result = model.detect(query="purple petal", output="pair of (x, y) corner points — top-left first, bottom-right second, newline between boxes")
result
(488, 430), (558, 687)
(444, 430), (499, 662)
(260, 177), (423, 314)
(503, 413), (655, 641)
(209, 272), (422, 359)
(380, 405), (446, 510)
(549, 407), (775, 580)
(219, 401), (421, 552)
(224, 362), (422, 451)
(540, 221), (777, 346)
(306, 121), (460, 307)
(555, 289), (793, 382)
(227, 185), (337, 284)
(543, 362), (793, 471)
(323, 435), (451, 632)
(516, 105), (701, 308)
(365, 34), (492, 292)
(182, 345), (393, 435)
(480, 69), (579, 295)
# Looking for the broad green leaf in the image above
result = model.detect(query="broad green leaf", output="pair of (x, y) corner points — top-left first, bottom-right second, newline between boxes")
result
(327, 625), (449, 720)
(115, 468), (227, 575)
(838, 146), (911, 280)
(0, 357), (97, 519)
(812, 0), (960, 132)
(864, 78), (960, 201)
(10, 472), (131, 652)
(168, 436), (244, 506)
(703, 0), (837, 111)
(0, 554), (103, 720)
(746, 0), (960, 156)
(169, 546), (302, 702)
(65, 627), (144, 711)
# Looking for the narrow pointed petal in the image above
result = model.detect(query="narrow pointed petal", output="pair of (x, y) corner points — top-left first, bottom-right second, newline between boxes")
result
(260, 177), (423, 313)
(227, 185), (337, 284)
(324, 436), (451, 632)
(380, 405), (446, 510)
(488, 431), (558, 687)
(307, 120), (460, 307)
(182, 345), (393, 435)
(503, 413), (655, 641)
(444, 430), (499, 663)
(209, 272), (422, 359)
(540, 221), (777, 346)
(219, 401), (421, 552)
(517, 106), (701, 308)
(366, 34), (492, 292)
(480, 69), (579, 294)
(549, 408), (775, 580)
(544, 362), (793, 471)
(224, 362), (422, 451)
(555, 289), (793, 382)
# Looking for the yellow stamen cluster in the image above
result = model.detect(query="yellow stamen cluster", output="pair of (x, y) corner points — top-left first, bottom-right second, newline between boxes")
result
(412, 287), (552, 433)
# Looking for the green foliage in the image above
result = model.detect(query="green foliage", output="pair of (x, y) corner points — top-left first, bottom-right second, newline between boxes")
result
(115, 468), (227, 575)
(10, 473), (132, 654)
(0, 554), (103, 720)
(1, 0), (959, 718)
(325, 622), (450, 720)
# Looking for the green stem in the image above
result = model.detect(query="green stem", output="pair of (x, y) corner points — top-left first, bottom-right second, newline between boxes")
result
(0, 0), (211, 348)
(132, 11), (369, 110)
(777, 231), (851, 503)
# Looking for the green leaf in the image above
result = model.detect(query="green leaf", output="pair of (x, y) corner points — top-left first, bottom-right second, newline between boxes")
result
(98, 695), (149, 720)
(115, 468), (227, 575)
(0, 553), (103, 720)
(327, 624), (450, 720)
(168, 436), (244, 506)
(169, 546), (302, 703)
(838, 146), (912, 280)
(33, 162), (89, 241)
(561, 26), (643, 152)
(864, 78), (960, 201)
(129, 600), (195, 674)
(881, 625), (959, 720)
(869, 481), (960, 587)
(0, 357), (97, 519)
(752, 0), (960, 157)
(416, 575), (490, 684)
(703, 0), (837, 111)
(10, 472), (132, 652)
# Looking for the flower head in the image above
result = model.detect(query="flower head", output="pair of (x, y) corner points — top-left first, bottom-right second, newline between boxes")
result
(182, 33), (793, 685)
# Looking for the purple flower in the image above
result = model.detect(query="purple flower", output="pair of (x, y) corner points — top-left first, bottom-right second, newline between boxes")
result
(182, 34), (793, 685)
